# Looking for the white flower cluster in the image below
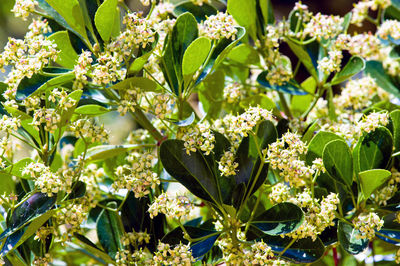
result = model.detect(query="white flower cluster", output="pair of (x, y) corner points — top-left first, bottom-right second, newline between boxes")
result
(377, 19), (400, 40)
(304, 13), (344, 41)
(143, 93), (174, 119)
(73, 51), (93, 89)
(372, 168), (400, 206)
(11, 0), (38, 20)
(55, 203), (87, 233)
(117, 88), (140, 116)
(218, 147), (239, 177)
(152, 242), (195, 266)
(191, 0), (211, 6)
(269, 183), (290, 203)
(112, 151), (160, 198)
(148, 193), (194, 220)
(0, 115), (20, 134)
(92, 52), (126, 85)
(215, 107), (273, 148)
(201, 12), (237, 40)
(69, 118), (109, 143)
(318, 49), (343, 75)
(348, 33), (383, 60)
(334, 76), (386, 110)
(353, 212), (384, 240)
(181, 121), (215, 155)
(32, 253), (52, 266)
(224, 82), (243, 103)
(23, 162), (71, 196)
(115, 248), (150, 265)
(0, 19), (58, 98)
(121, 231), (150, 246)
(267, 132), (315, 187)
(357, 111), (389, 134)
(286, 190), (340, 240)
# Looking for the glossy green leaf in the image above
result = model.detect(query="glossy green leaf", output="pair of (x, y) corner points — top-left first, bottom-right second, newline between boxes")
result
(331, 56), (365, 85)
(376, 213), (400, 244)
(286, 38), (318, 81)
(359, 169), (391, 200)
(45, 0), (88, 40)
(96, 202), (123, 259)
(94, 0), (119, 42)
(227, 0), (257, 37)
(257, 72), (307, 95)
(74, 233), (114, 264)
(196, 27), (245, 84)
(0, 173), (14, 195)
(75, 104), (110, 115)
(301, 121), (319, 144)
(173, 112), (195, 127)
(0, 193), (56, 241)
(86, 144), (142, 161)
(364, 60), (400, 98)
(128, 34), (159, 74)
(252, 203), (304, 235)
(228, 44), (260, 65)
(258, 0), (275, 25)
(390, 110), (400, 151)
(358, 127), (393, 171)
(48, 31), (79, 68)
(323, 139), (353, 187)
(160, 140), (220, 204)
(16, 68), (74, 100)
(173, 1), (217, 22)
(162, 225), (221, 258)
(3, 158), (34, 179)
(262, 235), (325, 263)
(182, 37), (211, 76)
(0, 210), (55, 257)
(338, 221), (369, 255)
(112, 77), (158, 92)
(66, 181), (86, 200)
(240, 94), (275, 110)
(306, 131), (343, 165)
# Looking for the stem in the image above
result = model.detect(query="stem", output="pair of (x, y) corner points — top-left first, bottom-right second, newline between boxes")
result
(278, 238), (296, 257)
(244, 185), (264, 234)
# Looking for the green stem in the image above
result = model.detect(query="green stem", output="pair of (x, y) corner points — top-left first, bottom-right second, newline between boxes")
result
(278, 92), (293, 119)
(278, 238), (296, 257)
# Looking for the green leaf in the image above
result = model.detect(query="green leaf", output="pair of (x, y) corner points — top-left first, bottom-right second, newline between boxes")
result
(16, 68), (74, 100)
(66, 181), (87, 200)
(359, 169), (391, 200)
(364, 60), (400, 98)
(86, 144), (143, 161)
(323, 139), (353, 187)
(75, 104), (111, 116)
(240, 94), (275, 110)
(358, 127), (393, 171)
(306, 131), (343, 165)
(48, 31), (79, 68)
(258, 0), (275, 25)
(162, 225), (221, 259)
(160, 140), (220, 204)
(3, 158), (34, 179)
(96, 202), (123, 259)
(262, 235), (325, 263)
(228, 43), (260, 65)
(0, 193), (56, 241)
(45, 0), (88, 40)
(94, 0), (119, 42)
(173, 1), (217, 22)
(257, 72), (307, 95)
(286, 38), (318, 81)
(252, 203), (304, 235)
(376, 213), (400, 244)
(128, 34), (159, 75)
(169, 12), (199, 91)
(390, 110), (400, 151)
(197, 27), (245, 84)
(111, 77), (159, 92)
(338, 221), (369, 255)
(0, 210), (55, 257)
(0, 173), (14, 195)
(173, 112), (195, 127)
(331, 56), (365, 85)
(227, 0), (257, 37)
(74, 233), (114, 264)
(182, 37), (211, 76)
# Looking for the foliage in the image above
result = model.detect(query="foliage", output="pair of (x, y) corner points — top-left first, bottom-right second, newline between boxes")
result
(0, 0), (399, 265)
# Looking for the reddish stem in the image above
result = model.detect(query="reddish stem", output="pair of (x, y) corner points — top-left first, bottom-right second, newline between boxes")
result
(333, 247), (339, 266)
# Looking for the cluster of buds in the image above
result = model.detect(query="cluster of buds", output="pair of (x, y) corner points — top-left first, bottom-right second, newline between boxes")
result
(69, 118), (109, 143)
(201, 12), (237, 40)
(218, 147), (239, 177)
(148, 192), (194, 220)
(304, 13), (344, 41)
(353, 212), (384, 240)
(23, 162), (71, 196)
(152, 242), (195, 266)
(181, 121), (215, 155)
(112, 151), (160, 198)
(121, 231), (151, 247)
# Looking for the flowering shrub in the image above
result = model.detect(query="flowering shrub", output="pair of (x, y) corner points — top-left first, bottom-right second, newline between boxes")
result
(0, 0), (400, 264)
